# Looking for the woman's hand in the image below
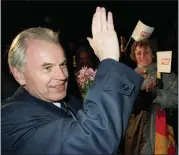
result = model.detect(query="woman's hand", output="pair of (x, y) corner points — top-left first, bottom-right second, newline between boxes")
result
(145, 79), (156, 92)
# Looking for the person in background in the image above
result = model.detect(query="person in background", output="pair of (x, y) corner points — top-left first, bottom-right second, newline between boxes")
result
(121, 39), (178, 155)
(119, 36), (136, 69)
(75, 45), (95, 71)
(2, 7), (143, 154)
(61, 39), (82, 101)
(75, 45), (99, 101)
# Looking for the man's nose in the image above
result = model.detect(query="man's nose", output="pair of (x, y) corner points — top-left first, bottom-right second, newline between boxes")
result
(54, 67), (67, 80)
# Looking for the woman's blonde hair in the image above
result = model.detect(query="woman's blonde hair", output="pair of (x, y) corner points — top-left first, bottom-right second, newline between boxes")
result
(130, 39), (153, 62)
(8, 27), (59, 71)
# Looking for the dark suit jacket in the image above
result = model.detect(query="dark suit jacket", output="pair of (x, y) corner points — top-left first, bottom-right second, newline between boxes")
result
(2, 59), (143, 154)
(1, 72), (19, 100)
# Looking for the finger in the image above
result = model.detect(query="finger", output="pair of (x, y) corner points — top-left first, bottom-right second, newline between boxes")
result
(87, 37), (93, 48)
(146, 86), (149, 92)
(91, 13), (96, 36)
(100, 7), (107, 31)
(153, 80), (156, 86)
(107, 11), (114, 31)
(92, 7), (101, 35)
(87, 37), (96, 52)
(148, 82), (152, 88)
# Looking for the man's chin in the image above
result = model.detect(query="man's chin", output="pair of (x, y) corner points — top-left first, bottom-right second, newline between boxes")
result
(51, 92), (67, 101)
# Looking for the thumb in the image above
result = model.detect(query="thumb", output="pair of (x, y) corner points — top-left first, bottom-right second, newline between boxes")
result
(87, 37), (96, 53)
(87, 37), (95, 50)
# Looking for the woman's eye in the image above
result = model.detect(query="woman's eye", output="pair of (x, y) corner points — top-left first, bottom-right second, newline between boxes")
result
(146, 51), (150, 54)
(137, 53), (141, 56)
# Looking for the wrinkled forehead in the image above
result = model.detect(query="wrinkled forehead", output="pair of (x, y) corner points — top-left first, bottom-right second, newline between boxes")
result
(25, 39), (65, 66)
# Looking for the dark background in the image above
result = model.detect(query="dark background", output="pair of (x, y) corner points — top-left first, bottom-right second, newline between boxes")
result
(2, 0), (178, 73)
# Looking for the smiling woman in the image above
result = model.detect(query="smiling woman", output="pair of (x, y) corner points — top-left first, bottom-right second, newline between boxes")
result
(130, 39), (154, 67)
(120, 38), (178, 155)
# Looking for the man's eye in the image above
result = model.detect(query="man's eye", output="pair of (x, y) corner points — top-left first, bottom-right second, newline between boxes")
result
(44, 66), (52, 71)
(60, 62), (67, 68)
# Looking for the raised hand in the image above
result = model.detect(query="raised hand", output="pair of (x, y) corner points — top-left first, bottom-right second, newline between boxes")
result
(87, 7), (120, 61)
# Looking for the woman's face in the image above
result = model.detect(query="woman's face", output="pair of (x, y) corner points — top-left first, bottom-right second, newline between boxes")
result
(134, 46), (153, 67)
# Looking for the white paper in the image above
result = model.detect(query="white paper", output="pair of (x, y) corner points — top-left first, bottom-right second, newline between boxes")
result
(157, 51), (172, 73)
(131, 20), (154, 41)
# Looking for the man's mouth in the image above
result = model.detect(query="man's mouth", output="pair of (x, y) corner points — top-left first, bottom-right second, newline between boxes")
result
(50, 84), (64, 89)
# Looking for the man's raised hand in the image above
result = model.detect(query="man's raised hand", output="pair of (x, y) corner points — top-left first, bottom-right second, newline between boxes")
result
(87, 7), (120, 61)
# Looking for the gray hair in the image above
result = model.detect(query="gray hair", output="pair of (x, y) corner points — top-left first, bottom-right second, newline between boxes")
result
(8, 27), (60, 71)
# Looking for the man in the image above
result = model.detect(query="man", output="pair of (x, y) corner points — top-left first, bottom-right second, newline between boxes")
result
(2, 7), (143, 154)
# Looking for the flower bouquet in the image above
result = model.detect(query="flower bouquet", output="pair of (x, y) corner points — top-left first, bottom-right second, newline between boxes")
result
(76, 67), (97, 100)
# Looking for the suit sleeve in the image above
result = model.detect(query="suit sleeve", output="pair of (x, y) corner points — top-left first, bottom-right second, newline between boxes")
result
(4, 59), (144, 154)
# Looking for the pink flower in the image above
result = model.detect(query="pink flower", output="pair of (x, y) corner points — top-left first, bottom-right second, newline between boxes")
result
(88, 69), (97, 80)
(78, 76), (88, 85)
(76, 67), (97, 100)
(80, 67), (88, 75)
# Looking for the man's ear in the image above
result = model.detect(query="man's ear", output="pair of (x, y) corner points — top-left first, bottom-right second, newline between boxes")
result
(10, 67), (26, 86)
